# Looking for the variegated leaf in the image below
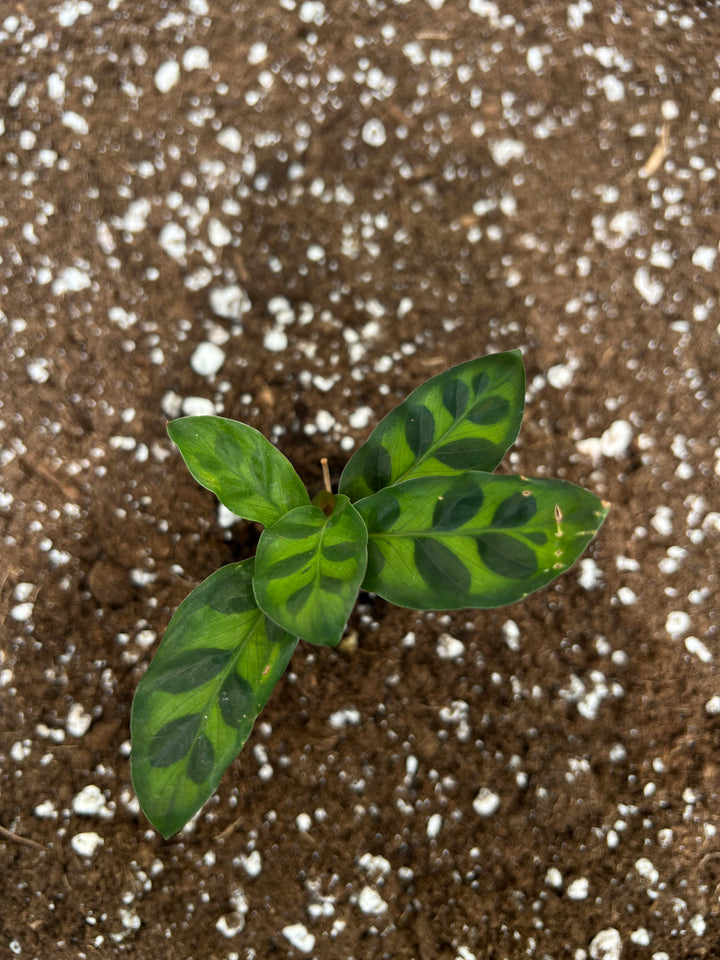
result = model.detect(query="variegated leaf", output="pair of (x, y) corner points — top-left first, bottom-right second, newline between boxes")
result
(131, 559), (298, 837)
(356, 472), (609, 609)
(339, 350), (525, 500)
(168, 416), (309, 527)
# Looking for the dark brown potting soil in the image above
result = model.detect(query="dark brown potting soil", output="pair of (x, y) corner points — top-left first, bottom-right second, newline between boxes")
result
(2, 2), (719, 958)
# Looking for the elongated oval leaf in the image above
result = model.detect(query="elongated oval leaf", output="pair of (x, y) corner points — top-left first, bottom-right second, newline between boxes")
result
(168, 416), (309, 527)
(356, 473), (609, 609)
(131, 559), (298, 838)
(338, 350), (525, 500)
(253, 495), (368, 647)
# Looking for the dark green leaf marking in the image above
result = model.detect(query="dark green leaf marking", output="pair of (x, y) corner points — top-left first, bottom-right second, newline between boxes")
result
(208, 588), (259, 616)
(434, 437), (497, 471)
(432, 477), (485, 530)
(405, 404), (436, 458)
(468, 395), (510, 425)
(273, 518), (320, 539)
(218, 670), (254, 727)
(187, 735), (215, 784)
(156, 648), (233, 694)
(491, 491), (538, 528)
(363, 493), (401, 532)
(371, 445), (393, 491)
(365, 540), (386, 580)
(414, 539), (471, 595)
(263, 551), (314, 578)
(526, 531), (547, 546)
(471, 371), (490, 394)
(476, 532), (537, 579)
(352, 444), (393, 501)
(321, 575), (347, 595)
(148, 714), (203, 768)
(442, 377), (470, 418)
(322, 540), (360, 562)
(287, 580), (314, 616)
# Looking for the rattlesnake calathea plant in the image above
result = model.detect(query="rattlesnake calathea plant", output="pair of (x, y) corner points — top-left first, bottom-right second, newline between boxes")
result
(131, 350), (609, 836)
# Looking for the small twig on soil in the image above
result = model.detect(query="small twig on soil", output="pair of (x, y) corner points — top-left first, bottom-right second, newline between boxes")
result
(639, 121), (670, 177)
(214, 815), (244, 842)
(0, 824), (47, 852)
(698, 851), (720, 875)
(20, 454), (81, 500)
(0, 566), (14, 602)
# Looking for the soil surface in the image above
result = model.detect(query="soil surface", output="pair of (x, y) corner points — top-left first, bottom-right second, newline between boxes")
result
(2, 2), (719, 958)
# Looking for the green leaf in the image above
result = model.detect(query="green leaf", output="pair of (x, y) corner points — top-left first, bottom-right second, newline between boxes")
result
(167, 416), (309, 527)
(338, 350), (525, 500)
(131, 559), (298, 838)
(356, 472), (609, 609)
(253, 495), (368, 647)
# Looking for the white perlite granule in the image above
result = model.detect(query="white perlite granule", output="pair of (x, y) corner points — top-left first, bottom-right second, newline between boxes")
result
(209, 284), (251, 321)
(71, 831), (104, 857)
(154, 60), (180, 93)
(436, 633), (465, 660)
(182, 46), (210, 71)
(66, 702), (92, 737)
(282, 923), (315, 953)
(665, 610), (690, 639)
(158, 222), (187, 259)
(362, 118), (387, 147)
(566, 877), (589, 900)
(490, 139), (526, 165)
(589, 927), (622, 960)
(357, 885), (388, 915)
(190, 342), (226, 376)
(72, 784), (111, 817)
(473, 787), (501, 817)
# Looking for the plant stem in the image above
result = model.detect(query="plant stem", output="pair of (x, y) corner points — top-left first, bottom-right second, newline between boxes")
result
(320, 457), (331, 493)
